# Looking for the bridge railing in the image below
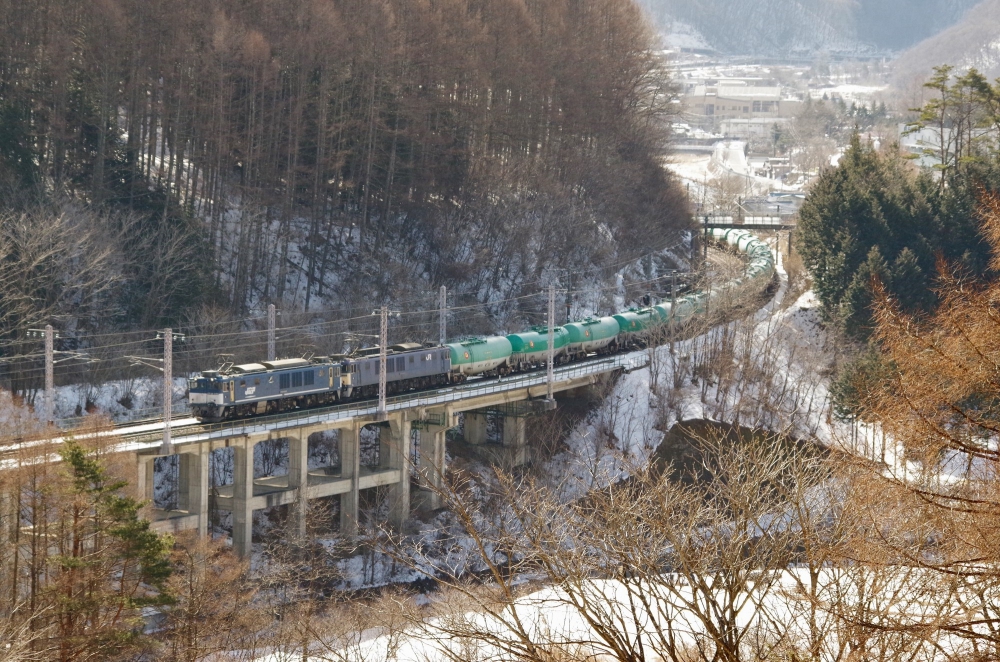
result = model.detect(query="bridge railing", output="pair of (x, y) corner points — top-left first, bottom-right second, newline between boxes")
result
(120, 351), (651, 450)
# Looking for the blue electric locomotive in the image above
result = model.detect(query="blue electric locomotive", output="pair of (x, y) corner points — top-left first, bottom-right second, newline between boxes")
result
(188, 344), (452, 422)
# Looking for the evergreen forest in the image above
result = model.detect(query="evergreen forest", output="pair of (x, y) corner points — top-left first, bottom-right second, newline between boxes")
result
(797, 66), (1000, 340)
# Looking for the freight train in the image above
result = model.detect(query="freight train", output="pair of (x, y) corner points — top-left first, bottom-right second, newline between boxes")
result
(187, 228), (775, 422)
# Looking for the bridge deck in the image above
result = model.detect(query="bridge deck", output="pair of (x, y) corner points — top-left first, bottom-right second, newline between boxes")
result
(120, 351), (649, 451)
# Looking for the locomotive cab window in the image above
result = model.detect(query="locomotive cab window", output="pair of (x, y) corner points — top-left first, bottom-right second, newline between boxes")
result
(239, 380), (246, 387)
(254, 378), (260, 385)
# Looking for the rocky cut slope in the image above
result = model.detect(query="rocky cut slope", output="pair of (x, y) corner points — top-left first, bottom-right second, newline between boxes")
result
(639, 0), (982, 56)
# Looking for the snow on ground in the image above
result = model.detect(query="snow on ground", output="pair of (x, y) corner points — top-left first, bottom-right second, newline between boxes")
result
(712, 140), (750, 177)
(246, 243), (956, 661)
(50, 375), (189, 425)
(808, 84), (887, 104)
(542, 242), (842, 503)
(662, 20), (712, 52)
(666, 143), (798, 209)
(266, 564), (970, 662)
(666, 152), (712, 183)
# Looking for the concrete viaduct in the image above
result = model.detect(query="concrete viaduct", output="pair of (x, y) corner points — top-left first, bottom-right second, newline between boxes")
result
(126, 352), (647, 556)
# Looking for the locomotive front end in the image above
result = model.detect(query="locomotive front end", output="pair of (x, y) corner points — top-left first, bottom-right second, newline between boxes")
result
(188, 370), (230, 422)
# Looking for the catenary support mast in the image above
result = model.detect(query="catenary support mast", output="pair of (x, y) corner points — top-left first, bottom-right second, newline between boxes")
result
(267, 304), (276, 362)
(163, 328), (173, 455)
(378, 306), (388, 419)
(439, 286), (447, 346)
(547, 285), (555, 402)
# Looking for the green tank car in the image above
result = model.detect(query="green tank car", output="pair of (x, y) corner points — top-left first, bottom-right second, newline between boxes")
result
(447, 336), (513, 378)
(614, 308), (661, 336)
(507, 327), (570, 367)
(564, 316), (620, 356)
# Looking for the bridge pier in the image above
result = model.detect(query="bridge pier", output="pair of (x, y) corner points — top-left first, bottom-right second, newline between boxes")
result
(501, 416), (529, 467)
(418, 411), (456, 510)
(177, 446), (209, 537)
(288, 431), (308, 539)
(137, 454), (154, 503)
(339, 424), (360, 536)
(384, 416), (411, 529)
(136, 371), (613, 557)
(463, 411), (489, 445)
(458, 408), (532, 469)
(232, 437), (255, 557)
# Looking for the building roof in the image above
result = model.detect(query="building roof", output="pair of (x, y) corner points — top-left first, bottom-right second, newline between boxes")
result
(684, 85), (782, 101)
(715, 86), (781, 100)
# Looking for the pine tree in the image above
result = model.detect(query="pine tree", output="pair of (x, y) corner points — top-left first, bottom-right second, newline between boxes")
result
(795, 132), (988, 338)
(48, 439), (172, 661)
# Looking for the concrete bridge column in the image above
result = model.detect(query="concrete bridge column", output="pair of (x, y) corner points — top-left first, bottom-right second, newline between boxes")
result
(232, 437), (255, 557)
(501, 417), (530, 467)
(177, 445), (209, 537)
(418, 410), (456, 511)
(340, 425), (360, 536)
(288, 431), (308, 538)
(422, 429), (448, 510)
(463, 411), (489, 445)
(136, 453), (155, 503)
(385, 416), (411, 529)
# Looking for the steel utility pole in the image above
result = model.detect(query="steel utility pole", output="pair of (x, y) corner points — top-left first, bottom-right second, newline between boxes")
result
(28, 326), (58, 424)
(547, 285), (555, 403)
(162, 328), (173, 455)
(670, 272), (677, 355)
(439, 286), (447, 346)
(267, 304), (276, 362)
(124, 330), (183, 453)
(565, 276), (572, 323)
(44, 324), (54, 424)
(378, 306), (388, 420)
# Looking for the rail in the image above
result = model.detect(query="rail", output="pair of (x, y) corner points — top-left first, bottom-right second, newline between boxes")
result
(118, 351), (651, 451)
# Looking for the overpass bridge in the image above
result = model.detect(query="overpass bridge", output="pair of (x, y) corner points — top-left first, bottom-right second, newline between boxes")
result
(699, 215), (795, 232)
(125, 351), (648, 556)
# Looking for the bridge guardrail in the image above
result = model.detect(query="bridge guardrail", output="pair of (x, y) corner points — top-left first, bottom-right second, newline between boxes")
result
(120, 351), (650, 450)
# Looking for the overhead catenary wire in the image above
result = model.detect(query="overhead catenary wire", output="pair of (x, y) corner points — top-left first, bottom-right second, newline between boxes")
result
(0, 230), (695, 344)
(1, 259), (706, 359)
(0, 234), (713, 390)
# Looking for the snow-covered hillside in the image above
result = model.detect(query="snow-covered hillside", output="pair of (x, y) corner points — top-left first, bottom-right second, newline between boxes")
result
(892, 0), (1000, 83)
(640, 0), (983, 56)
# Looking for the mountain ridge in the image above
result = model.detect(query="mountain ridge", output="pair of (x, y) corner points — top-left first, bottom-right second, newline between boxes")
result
(639, 0), (984, 56)
(892, 0), (1000, 85)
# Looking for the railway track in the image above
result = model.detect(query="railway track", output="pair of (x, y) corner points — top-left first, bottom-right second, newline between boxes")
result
(2, 231), (780, 459)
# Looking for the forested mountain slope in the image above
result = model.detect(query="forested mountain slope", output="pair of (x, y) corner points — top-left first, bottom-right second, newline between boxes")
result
(0, 0), (689, 342)
(892, 0), (1000, 85)
(639, 0), (982, 55)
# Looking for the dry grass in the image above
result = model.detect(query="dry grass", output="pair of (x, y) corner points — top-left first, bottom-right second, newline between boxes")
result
(781, 242), (811, 309)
